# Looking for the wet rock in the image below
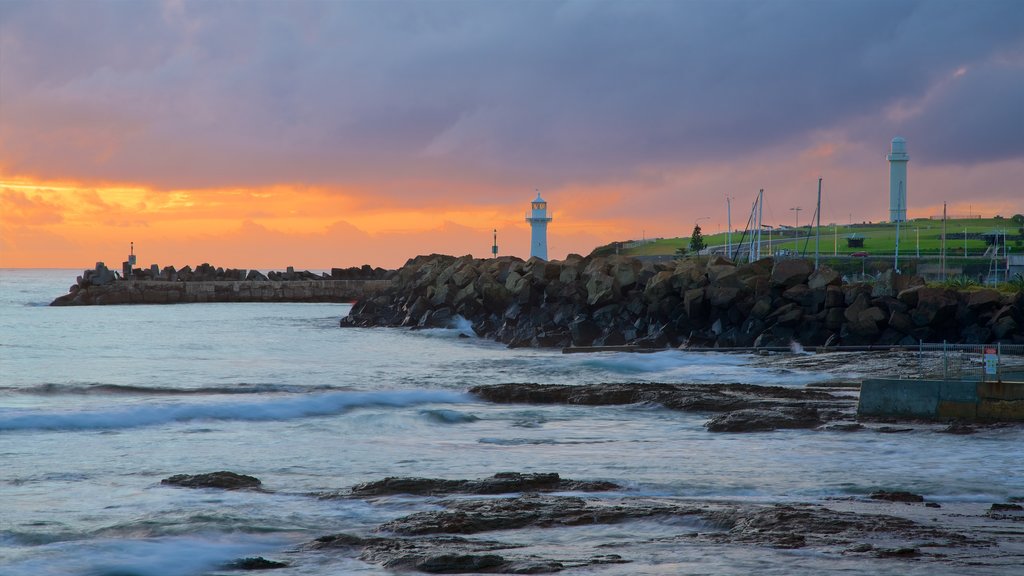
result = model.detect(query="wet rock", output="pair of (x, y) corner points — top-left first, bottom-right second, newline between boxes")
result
(348, 472), (619, 497)
(415, 553), (506, 573)
(818, 422), (864, 432)
(704, 407), (822, 432)
(868, 491), (924, 503)
(308, 532), (620, 574)
(873, 547), (921, 558)
(708, 503), (961, 552)
(379, 495), (698, 536)
(161, 471), (262, 490)
(940, 421), (976, 435)
(224, 557), (288, 570)
(989, 503), (1024, 512)
(470, 383), (849, 418)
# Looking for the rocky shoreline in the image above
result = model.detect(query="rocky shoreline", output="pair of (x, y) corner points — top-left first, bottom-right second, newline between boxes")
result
(341, 254), (1023, 349)
(161, 469), (1024, 573)
(154, 375), (1022, 573)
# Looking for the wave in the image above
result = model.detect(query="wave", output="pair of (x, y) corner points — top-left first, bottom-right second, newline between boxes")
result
(419, 408), (480, 424)
(0, 390), (471, 432)
(478, 437), (617, 446)
(0, 382), (350, 396)
(2, 534), (286, 576)
(574, 350), (747, 374)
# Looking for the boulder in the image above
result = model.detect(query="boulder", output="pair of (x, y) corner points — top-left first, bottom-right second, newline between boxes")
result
(848, 306), (887, 337)
(967, 289), (1001, 310)
(770, 259), (813, 289)
(161, 471), (262, 490)
(586, 272), (617, 307)
(807, 266), (841, 290)
(910, 288), (958, 327)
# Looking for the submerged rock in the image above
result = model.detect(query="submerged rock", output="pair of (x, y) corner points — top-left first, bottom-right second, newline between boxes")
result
(161, 471), (262, 490)
(378, 494), (698, 536)
(868, 491), (925, 503)
(704, 407), (822, 432)
(348, 472), (619, 497)
(470, 382), (855, 433)
(305, 532), (622, 574)
(223, 557), (288, 570)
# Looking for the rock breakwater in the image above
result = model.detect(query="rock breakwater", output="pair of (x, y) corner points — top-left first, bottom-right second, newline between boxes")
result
(342, 254), (1023, 348)
(51, 262), (394, 305)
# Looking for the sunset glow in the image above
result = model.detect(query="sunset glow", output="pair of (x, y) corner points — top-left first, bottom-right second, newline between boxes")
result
(2, 1), (1022, 270)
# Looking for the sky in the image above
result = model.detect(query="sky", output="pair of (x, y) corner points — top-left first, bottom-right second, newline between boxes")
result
(1, 0), (1022, 269)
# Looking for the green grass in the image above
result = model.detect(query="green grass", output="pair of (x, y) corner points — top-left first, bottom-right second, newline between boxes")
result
(613, 217), (1021, 258)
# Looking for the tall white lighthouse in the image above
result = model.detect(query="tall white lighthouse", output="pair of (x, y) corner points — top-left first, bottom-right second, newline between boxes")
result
(887, 136), (909, 222)
(525, 191), (552, 260)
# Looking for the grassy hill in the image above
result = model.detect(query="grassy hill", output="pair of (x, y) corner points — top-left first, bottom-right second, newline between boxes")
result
(597, 216), (1023, 259)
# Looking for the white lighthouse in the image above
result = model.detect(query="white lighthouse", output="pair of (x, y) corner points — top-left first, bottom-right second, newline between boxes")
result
(887, 137), (909, 222)
(525, 191), (552, 260)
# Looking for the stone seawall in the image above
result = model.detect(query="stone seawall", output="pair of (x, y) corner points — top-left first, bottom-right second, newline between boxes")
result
(341, 253), (1024, 349)
(51, 279), (393, 305)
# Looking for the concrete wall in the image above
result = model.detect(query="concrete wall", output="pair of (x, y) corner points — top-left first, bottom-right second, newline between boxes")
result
(53, 279), (393, 305)
(858, 378), (1024, 421)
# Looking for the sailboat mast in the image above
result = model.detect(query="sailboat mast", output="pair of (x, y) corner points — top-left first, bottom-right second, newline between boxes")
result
(815, 177), (821, 270)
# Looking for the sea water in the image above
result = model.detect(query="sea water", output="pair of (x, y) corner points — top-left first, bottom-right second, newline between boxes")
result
(1, 269), (1021, 575)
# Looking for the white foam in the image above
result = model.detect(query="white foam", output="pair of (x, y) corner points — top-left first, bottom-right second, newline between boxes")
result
(3, 534), (285, 576)
(0, 390), (471, 432)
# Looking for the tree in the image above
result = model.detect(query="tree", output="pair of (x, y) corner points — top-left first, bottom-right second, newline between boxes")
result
(1011, 213), (1024, 226)
(689, 224), (706, 253)
(674, 246), (687, 259)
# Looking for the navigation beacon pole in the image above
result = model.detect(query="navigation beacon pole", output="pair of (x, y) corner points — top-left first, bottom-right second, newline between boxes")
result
(526, 190), (552, 260)
(492, 229), (498, 258)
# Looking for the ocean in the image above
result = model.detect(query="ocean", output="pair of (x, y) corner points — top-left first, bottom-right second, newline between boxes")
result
(1, 269), (1021, 575)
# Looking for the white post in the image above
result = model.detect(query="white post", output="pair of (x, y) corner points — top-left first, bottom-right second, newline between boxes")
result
(894, 181), (902, 273)
(726, 196), (732, 260)
(815, 177), (821, 270)
(757, 189), (764, 261)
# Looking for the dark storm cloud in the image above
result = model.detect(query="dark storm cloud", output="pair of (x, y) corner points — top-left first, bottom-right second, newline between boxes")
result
(1, 0), (1021, 190)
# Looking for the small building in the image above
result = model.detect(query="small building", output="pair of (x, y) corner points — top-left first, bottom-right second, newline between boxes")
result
(1009, 254), (1024, 279)
(846, 234), (865, 248)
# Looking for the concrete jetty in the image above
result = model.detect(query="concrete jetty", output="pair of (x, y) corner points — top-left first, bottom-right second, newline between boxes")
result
(858, 378), (1024, 421)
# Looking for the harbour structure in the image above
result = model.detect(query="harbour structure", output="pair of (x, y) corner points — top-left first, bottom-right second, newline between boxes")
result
(526, 191), (552, 260)
(887, 137), (909, 222)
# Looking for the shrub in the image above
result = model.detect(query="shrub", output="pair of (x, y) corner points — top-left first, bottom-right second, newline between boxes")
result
(943, 275), (978, 289)
(1009, 273), (1024, 293)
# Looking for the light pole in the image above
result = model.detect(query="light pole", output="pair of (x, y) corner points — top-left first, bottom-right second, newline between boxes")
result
(790, 207), (802, 231)
(762, 224), (774, 256)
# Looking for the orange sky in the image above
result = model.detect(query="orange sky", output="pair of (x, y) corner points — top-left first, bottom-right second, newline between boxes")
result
(0, 176), (623, 269)
(2, 164), (1016, 270)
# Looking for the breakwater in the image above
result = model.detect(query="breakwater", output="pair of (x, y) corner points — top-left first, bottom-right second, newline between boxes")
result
(341, 253), (1024, 349)
(50, 262), (393, 305)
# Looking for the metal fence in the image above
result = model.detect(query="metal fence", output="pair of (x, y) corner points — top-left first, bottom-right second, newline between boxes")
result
(914, 342), (1024, 381)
